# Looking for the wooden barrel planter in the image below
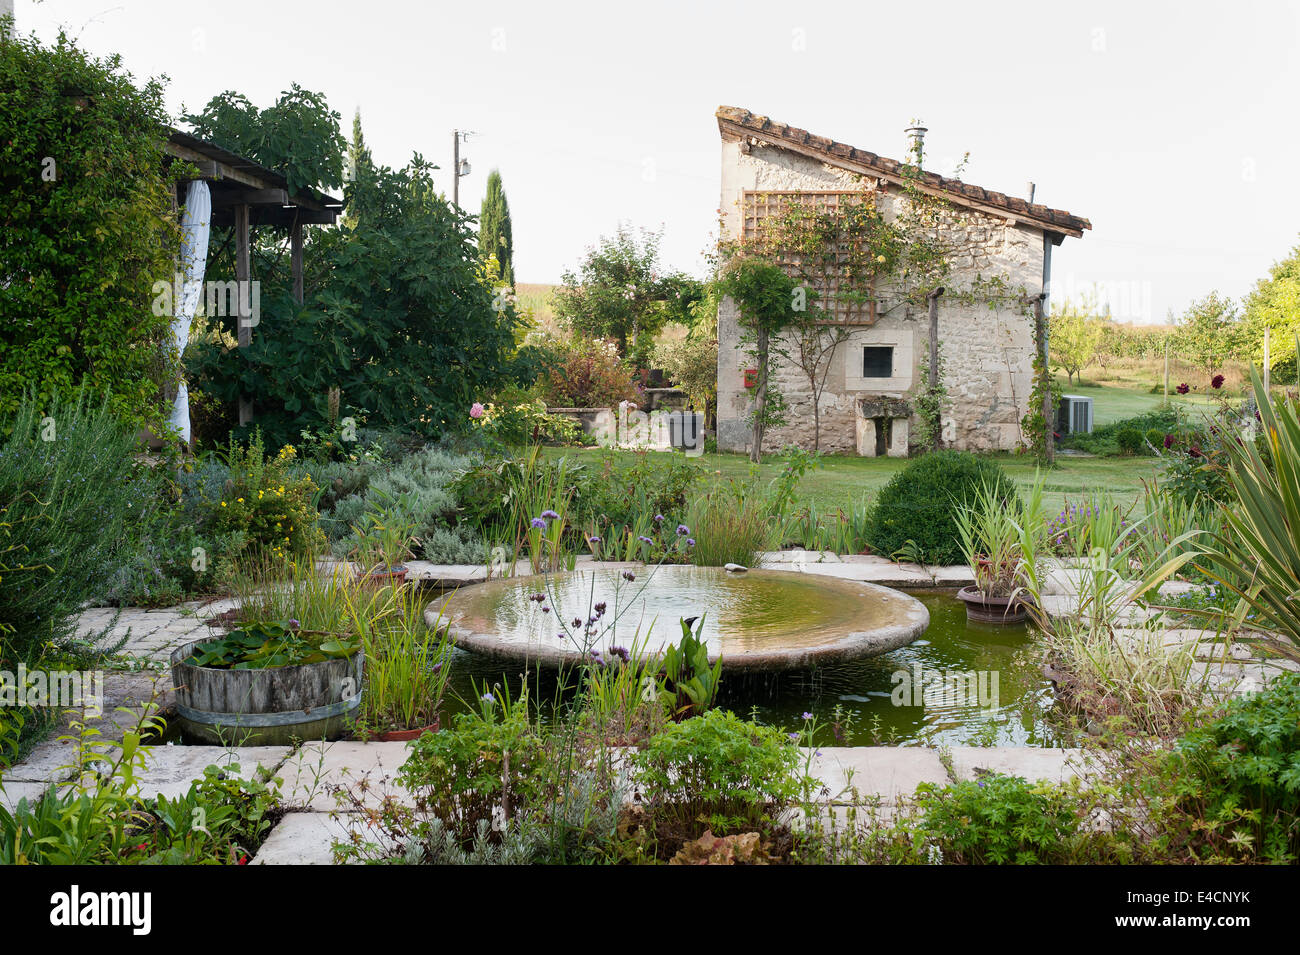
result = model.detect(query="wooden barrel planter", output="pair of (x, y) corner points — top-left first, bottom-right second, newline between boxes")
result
(956, 586), (1028, 625)
(170, 639), (364, 746)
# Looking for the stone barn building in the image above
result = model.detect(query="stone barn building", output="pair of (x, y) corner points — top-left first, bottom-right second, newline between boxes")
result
(714, 107), (1090, 456)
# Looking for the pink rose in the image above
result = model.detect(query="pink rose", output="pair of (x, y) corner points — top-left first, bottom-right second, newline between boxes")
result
(470, 402), (484, 419)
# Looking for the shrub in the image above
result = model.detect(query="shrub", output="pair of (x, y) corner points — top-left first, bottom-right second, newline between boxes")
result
(652, 332), (718, 414)
(1165, 673), (1300, 862)
(914, 774), (1093, 864)
(0, 27), (180, 432)
(1060, 407), (1181, 457)
(468, 386), (582, 447)
(629, 709), (808, 837)
(396, 690), (549, 848)
(1116, 426), (1145, 456)
(203, 433), (324, 564)
(0, 390), (161, 664)
(538, 338), (640, 409)
(323, 446), (484, 563)
(864, 451), (1018, 565)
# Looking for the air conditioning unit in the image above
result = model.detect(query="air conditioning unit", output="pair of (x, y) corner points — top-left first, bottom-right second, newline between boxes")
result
(1057, 395), (1094, 435)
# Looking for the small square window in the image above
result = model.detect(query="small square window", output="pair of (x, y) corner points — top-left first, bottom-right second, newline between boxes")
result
(862, 346), (894, 378)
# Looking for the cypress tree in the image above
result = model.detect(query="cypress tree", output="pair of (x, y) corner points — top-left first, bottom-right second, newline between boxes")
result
(479, 168), (514, 287)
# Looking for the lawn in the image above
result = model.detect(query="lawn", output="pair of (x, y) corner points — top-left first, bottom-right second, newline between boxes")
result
(545, 445), (1163, 516)
(1055, 376), (1217, 426)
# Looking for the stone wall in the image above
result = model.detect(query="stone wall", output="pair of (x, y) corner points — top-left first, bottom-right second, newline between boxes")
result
(716, 138), (1046, 455)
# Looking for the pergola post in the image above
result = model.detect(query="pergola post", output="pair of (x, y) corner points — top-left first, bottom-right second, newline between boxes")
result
(291, 219), (304, 305)
(236, 202), (252, 426)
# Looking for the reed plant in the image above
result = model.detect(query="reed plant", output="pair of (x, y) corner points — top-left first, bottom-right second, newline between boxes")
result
(354, 588), (453, 733)
(954, 479), (1023, 598)
(686, 489), (772, 567)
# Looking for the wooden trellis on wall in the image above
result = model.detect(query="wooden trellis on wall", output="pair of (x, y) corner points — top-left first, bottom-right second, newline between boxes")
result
(741, 190), (879, 325)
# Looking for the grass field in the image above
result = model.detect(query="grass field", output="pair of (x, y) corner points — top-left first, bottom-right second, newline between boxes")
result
(1055, 375), (1217, 427)
(544, 445), (1162, 516)
(515, 282), (557, 327)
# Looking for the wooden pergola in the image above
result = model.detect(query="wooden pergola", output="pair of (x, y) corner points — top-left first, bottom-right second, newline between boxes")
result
(164, 131), (344, 426)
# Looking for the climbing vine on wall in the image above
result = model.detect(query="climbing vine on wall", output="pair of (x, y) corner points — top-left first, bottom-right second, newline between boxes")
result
(914, 337), (946, 451)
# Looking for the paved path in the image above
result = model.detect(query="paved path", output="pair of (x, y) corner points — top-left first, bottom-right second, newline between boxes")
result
(0, 734), (1097, 861)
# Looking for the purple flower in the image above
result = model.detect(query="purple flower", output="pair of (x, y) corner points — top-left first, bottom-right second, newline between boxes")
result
(588, 535), (602, 544)
(482, 692), (495, 704)
(1211, 374), (1225, 390)
(788, 732), (800, 743)
(288, 618), (300, 629)
(653, 514), (665, 522)
(676, 524), (690, 536)
(638, 535), (653, 544)
(541, 510), (560, 520)
(622, 570), (636, 582)
(801, 711), (814, 721)
(1176, 382), (1190, 395)
(593, 601), (607, 615)
(469, 402), (484, 419)
(686, 538), (696, 547)
(530, 517), (547, 530)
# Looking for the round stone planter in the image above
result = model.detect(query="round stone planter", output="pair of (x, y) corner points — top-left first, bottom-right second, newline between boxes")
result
(170, 639), (364, 746)
(955, 586), (1028, 625)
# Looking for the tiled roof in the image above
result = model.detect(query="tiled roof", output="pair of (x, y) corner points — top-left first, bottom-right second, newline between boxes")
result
(717, 106), (1090, 238)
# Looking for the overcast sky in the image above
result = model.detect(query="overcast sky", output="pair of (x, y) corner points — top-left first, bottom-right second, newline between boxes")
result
(14, 0), (1300, 323)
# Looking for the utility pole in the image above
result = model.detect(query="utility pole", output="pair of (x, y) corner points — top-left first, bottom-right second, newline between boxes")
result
(452, 129), (474, 207)
(453, 129), (461, 207)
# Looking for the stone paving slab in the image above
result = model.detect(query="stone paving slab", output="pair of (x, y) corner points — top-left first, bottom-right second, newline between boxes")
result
(252, 812), (360, 865)
(76, 606), (211, 662)
(0, 780), (51, 812)
(946, 746), (1091, 785)
(3, 737), (83, 783)
(805, 747), (949, 803)
(278, 740), (414, 811)
(129, 745), (291, 800)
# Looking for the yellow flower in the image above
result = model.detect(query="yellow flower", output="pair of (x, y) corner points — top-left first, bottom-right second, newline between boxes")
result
(220, 501), (227, 507)
(237, 497), (244, 503)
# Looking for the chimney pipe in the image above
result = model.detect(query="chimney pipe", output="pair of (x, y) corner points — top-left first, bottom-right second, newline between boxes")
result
(905, 123), (927, 165)
(1027, 182), (1036, 204)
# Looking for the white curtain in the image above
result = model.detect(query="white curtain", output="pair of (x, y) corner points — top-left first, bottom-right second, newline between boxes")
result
(168, 181), (211, 444)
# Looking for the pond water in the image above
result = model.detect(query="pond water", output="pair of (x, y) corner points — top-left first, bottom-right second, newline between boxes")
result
(439, 587), (1059, 748)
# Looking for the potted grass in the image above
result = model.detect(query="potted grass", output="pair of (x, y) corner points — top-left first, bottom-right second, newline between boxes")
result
(354, 587), (454, 741)
(954, 479), (1028, 624)
(352, 503), (419, 587)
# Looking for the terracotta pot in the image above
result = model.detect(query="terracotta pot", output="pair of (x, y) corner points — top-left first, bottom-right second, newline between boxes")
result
(956, 585), (1027, 624)
(358, 565), (409, 587)
(374, 721), (439, 742)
